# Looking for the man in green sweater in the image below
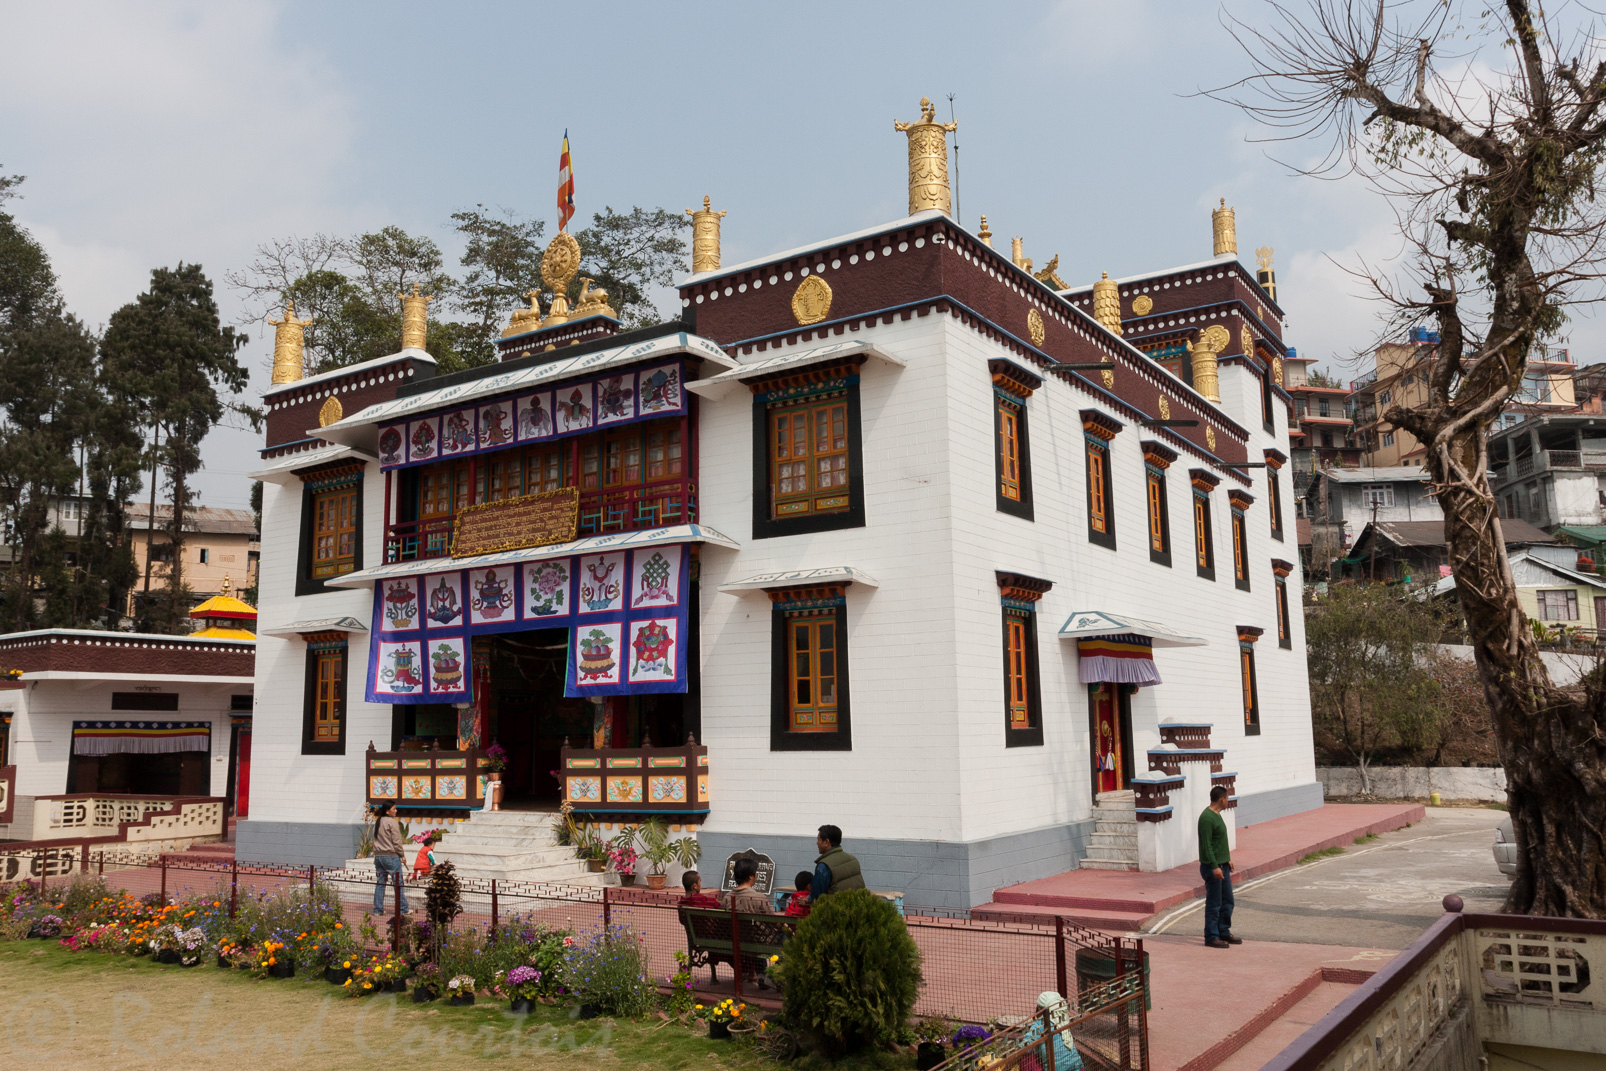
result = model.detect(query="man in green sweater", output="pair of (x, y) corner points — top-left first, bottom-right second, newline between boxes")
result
(1198, 786), (1240, 948)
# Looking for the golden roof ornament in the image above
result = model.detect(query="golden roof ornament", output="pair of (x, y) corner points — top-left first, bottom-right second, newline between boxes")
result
(540, 232), (583, 328)
(1011, 237), (1032, 273)
(1033, 255), (1069, 291)
(893, 96), (957, 216)
(686, 196), (726, 273)
(573, 278), (618, 321)
(1255, 245), (1277, 302)
(977, 215), (993, 248)
(502, 289), (543, 338)
(269, 301), (312, 384)
(399, 283), (433, 351)
(1191, 334), (1222, 403)
(791, 275), (833, 325)
(1092, 273), (1122, 336)
(318, 396), (343, 427)
(1212, 199), (1237, 257)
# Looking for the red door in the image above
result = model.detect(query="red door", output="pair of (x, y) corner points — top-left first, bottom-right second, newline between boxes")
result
(1094, 685), (1123, 795)
(235, 729), (251, 818)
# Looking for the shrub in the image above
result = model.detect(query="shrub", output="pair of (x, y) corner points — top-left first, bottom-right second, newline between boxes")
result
(563, 924), (657, 1018)
(775, 889), (923, 1055)
(425, 862), (463, 944)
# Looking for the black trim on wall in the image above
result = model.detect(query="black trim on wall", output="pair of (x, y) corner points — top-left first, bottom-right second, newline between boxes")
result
(301, 644), (348, 756)
(1276, 579), (1293, 650)
(1194, 493), (1216, 581)
(295, 477), (365, 597)
(1242, 645), (1262, 736)
(995, 396), (1034, 521)
(1268, 472), (1285, 542)
(769, 602), (852, 751)
(1147, 470), (1172, 568)
(1003, 610), (1045, 748)
(752, 381), (866, 540)
(1086, 439), (1117, 551)
(1232, 511), (1252, 592)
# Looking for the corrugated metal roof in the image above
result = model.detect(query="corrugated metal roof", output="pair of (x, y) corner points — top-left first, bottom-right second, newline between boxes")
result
(127, 505), (257, 536)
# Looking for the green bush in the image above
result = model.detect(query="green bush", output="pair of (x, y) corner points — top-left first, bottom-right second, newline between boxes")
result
(776, 889), (923, 1055)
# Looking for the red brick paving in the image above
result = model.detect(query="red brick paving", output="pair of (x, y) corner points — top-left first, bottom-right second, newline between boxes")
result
(978, 803), (1424, 930)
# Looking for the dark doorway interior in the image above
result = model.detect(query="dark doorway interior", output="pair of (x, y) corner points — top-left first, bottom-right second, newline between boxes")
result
(67, 751), (209, 795)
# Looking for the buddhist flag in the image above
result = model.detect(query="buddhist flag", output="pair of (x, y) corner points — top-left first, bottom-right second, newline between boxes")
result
(558, 131), (575, 231)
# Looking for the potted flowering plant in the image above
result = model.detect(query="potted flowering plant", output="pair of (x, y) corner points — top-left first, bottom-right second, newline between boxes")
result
(606, 828), (639, 886)
(446, 974), (477, 1006)
(699, 998), (746, 1040)
(149, 924), (181, 964)
(255, 940), (294, 979)
(175, 926), (209, 967)
(913, 1016), (958, 1070)
(505, 966), (541, 1013)
(952, 1024), (993, 1059)
(412, 962), (442, 1003)
(482, 743), (508, 779)
(28, 914), (65, 940)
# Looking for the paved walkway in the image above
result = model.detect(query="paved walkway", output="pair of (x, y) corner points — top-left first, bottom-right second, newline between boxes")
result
(978, 802), (1424, 930)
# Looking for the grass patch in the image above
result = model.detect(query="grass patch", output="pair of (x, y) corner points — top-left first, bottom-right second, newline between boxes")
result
(0, 940), (909, 1070)
(1352, 832), (1379, 845)
(1298, 846), (1346, 865)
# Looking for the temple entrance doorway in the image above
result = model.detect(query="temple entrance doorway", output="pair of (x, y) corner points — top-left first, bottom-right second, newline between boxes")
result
(1088, 683), (1135, 798)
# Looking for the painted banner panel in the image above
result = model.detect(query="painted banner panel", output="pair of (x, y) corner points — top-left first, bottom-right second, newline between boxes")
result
(366, 544), (691, 703)
(378, 360), (687, 473)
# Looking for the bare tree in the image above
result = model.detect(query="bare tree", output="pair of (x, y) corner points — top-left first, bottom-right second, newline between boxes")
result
(1212, 0), (1606, 916)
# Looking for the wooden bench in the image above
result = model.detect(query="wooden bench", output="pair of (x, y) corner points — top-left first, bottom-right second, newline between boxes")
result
(677, 905), (800, 982)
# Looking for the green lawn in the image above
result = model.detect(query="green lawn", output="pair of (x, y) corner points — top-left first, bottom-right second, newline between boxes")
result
(0, 940), (912, 1070)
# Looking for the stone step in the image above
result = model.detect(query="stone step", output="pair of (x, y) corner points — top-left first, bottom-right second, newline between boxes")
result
(1093, 819), (1137, 834)
(1083, 845), (1138, 863)
(339, 856), (604, 887)
(441, 832), (565, 850)
(1088, 832), (1137, 849)
(1078, 859), (1137, 872)
(435, 846), (578, 870)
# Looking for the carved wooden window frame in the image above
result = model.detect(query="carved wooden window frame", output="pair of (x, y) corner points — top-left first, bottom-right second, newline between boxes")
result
(1238, 627), (1263, 736)
(769, 585), (852, 751)
(1082, 410), (1122, 551)
(998, 571), (1050, 748)
(991, 360), (1039, 521)
(296, 461), (365, 597)
(1142, 441), (1176, 568)
(751, 361), (866, 540)
(301, 633), (349, 756)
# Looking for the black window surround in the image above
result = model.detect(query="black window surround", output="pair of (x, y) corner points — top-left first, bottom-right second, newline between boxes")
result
(751, 367), (866, 540)
(1229, 490), (1255, 593)
(990, 359), (1041, 521)
(1265, 450), (1287, 542)
(1142, 440), (1177, 569)
(1239, 626), (1263, 736)
(1273, 559), (1295, 649)
(301, 638), (348, 756)
(769, 587), (852, 751)
(1081, 410), (1123, 552)
(295, 461), (366, 597)
(998, 571), (1051, 749)
(1191, 469), (1220, 582)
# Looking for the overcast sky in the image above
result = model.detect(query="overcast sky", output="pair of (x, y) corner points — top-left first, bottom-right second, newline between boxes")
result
(4, 0), (1598, 512)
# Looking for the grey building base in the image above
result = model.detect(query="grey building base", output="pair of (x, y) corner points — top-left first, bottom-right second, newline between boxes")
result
(697, 820), (1095, 910)
(236, 820), (365, 867)
(1235, 781), (1324, 828)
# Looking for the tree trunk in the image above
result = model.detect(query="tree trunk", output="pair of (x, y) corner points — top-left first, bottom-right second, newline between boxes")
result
(1431, 423), (1606, 916)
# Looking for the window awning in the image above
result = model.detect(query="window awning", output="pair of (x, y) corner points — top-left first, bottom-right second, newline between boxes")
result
(321, 523), (740, 588)
(685, 341), (905, 400)
(72, 720), (211, 756)
(250, 445), (377, 485)
(717, 566), (879, 593)
(1056, 611), (1208, 649)
(258, 616), (369, 638)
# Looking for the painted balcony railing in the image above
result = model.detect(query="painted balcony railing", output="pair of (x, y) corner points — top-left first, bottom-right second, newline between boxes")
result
(560, 741), (709, 817)
(365, 746), (488, 810)
(384, 477), (698, 563)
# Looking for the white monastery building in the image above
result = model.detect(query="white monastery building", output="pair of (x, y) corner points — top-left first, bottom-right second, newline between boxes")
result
(238, 101), (1316, 906)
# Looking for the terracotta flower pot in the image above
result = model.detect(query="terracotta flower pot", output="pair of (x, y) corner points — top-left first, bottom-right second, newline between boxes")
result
(485, 771), (502, 781)
(586, 858), (605, 873)
(646, 874), (667, 890)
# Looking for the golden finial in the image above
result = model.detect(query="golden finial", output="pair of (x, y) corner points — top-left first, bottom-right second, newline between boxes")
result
(573, 278), (619, 321)
(1212, 198), (1237, 257)
(268, 301), (313, 384)
(1011, 237), (1033, 274)
(221, 575), (231, 596)
(540, 233), (583, 328)
(1092, 272), (1122, 336)
(976, 215), (993, 248)
(1255, 245), (1277, 301)
(1191, 331), (1222, 403)
(893, 96), (957, 216)
(398, 283), (433, 351)
(686, 196), (727, 273)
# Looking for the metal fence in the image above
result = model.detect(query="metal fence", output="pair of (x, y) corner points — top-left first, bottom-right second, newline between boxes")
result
(7, 846), (1149, 1044)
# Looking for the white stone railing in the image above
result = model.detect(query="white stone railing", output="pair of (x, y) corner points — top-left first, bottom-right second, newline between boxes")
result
(32, 795), (175, 841)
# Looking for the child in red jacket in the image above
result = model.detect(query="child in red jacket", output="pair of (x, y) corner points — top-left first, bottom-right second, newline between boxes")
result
(783, 870), (813, 917)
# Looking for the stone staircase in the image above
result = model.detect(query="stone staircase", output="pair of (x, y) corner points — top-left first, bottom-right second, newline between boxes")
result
(341, 809), (609, 889)
(1080, 790), (1139, 871)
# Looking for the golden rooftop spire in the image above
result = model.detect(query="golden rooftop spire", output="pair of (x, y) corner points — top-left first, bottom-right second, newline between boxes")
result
(1255, 245), (1277, 302)
(268, 302), (312, 384)
(976, 214), (993, 247)
(1212, 198), (1237, 257)
(1092, 272), (1121, 336)
(399, 283), (433, 351)
(1011, 236), (1032, 273)
(686, 196), (727, 273)
(893, 96), (957, 216)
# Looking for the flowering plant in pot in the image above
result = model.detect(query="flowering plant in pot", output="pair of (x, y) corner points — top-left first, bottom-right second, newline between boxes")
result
(605, 841), (638, 885)
(175, 926), (210, 967)
(446, 974), (477, 1006)
(482, 743), (508, 778)
(699, 998), (746, 1040)
(912, 1015), (958, 1070)
(504, 966), (541, 1013)
(29, 914), (65, 940)
(148, 924), (182, 964)
(254, 940), (294, 978)
(412, 962), (442, 1003)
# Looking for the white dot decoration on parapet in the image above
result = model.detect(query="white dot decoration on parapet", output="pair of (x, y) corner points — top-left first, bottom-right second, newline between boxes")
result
(832, 259), (841, 269)
(915, 238), (925, 249)
(884, 245), (894, 255)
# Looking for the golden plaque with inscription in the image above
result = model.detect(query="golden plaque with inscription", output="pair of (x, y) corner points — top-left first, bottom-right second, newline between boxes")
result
(450, 487), (580, 559)
(792, 275), (833, 325)
(1027, 308), (1045, 346)
(1206, 427), (1218, 452)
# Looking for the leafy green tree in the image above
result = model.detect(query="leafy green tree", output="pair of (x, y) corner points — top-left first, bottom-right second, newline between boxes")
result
(1305, 582), (1450, 792)
(572, 207), (689, 328)
(448, 205), (545, 367)
(101, 264), (247, 632)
